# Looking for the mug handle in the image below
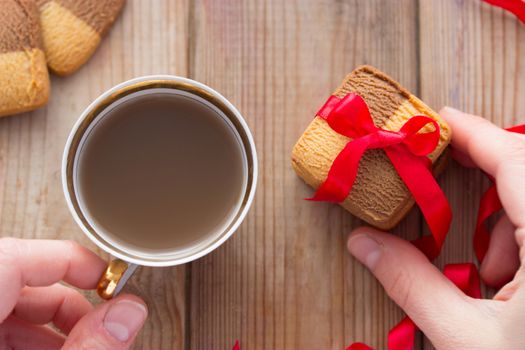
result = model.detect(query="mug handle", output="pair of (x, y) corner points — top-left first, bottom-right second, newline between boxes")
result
(97, 259), (139, 299)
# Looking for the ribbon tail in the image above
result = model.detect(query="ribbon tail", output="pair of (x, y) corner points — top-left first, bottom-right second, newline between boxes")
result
(443, 263), (482, 298)
(347, 317), (417, 350)
(346, 343), (374, 350)
(483, 0), (525, 24)
(474, 184), (502, 263)
(387, 317), (417, 350)
(346, 316), (417, 350)
(472, 124), (524, 262)
(506, 124), (525, 133)
(386, 147), (452, 260)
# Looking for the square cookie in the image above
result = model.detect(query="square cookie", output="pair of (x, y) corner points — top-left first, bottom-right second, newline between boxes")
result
(292, 66), (451, 229)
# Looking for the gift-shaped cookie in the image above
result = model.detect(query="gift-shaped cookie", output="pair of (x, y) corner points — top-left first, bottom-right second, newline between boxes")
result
(37, 0), (126, 76)
(292, 66), (451, 230)
(0, 0), (50, 117)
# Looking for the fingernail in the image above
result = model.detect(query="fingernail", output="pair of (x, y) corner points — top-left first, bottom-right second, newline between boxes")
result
(348, 234), (381, 269)
(104, 300), (147, 342)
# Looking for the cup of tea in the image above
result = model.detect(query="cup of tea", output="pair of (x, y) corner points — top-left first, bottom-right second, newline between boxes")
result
(62, 76), (257, 299)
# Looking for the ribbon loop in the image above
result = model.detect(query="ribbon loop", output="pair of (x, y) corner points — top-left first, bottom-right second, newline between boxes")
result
(321, 94), (379, 138)
(399, 116), (440, 156)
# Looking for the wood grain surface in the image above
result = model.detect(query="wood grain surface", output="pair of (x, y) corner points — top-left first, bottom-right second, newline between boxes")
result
(0, 1), (523, 349)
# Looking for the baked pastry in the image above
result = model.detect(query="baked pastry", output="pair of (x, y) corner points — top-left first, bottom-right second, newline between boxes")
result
(0, 0), (50, 117)
(292, 66), (451, 230)
(37, 0), (126, 76)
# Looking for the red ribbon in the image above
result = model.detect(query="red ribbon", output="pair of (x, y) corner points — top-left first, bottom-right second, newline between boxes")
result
(443, 263), (482, 299)
(483, 0), (525, 23)
(474, 124), (525, 262)
(347, 343), (373, 350)
(310, 93), (452, 260)
(386, 318), (416, 350)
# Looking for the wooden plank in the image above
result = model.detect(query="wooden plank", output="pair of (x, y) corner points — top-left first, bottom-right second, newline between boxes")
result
(188, 1), (420, 349)
(419, 0), (525, 349)
(0, 1), (189, 349)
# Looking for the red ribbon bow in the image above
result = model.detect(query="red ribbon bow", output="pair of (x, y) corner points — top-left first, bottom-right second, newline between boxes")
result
(310, 93), (452, 260)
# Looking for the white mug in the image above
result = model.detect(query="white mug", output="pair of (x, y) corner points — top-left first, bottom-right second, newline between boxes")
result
(62, 76), (257, 299)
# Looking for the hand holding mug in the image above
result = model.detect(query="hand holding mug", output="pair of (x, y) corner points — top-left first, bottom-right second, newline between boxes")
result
(0, 76), (257, 349)
(0, 238), (147, 349)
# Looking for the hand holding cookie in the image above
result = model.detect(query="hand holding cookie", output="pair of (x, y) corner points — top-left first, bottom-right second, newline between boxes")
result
(348, 108), (525, 349)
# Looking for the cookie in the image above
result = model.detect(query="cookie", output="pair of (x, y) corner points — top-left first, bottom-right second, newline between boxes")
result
(0, 0), (50, 117)
(291, 66), (451, 230)
(37, 0), (125, 76)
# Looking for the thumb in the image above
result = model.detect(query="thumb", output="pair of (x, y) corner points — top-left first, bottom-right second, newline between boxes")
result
(63, 294), (148, 349)
(347, 227), (485, 347)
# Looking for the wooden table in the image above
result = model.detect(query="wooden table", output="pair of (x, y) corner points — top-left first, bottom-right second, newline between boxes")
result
(2, 0), (523, 349)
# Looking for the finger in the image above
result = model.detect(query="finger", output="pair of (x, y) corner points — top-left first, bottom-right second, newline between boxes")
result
(0, 238), (106, 287)
(0, 238), (106, 322)
(501, 267), (525, 302)
(13, 284), (93, 334)
(440, 107), (525, 229)
(439, 107), (524, 176)
(347, 227), (486, 346)
(0, 315), (65, 350)
(494, 279), (520, 301)
(514, 133), (525, 141)
(63, 294), (147, 350)
(480, 215), (520, 287)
